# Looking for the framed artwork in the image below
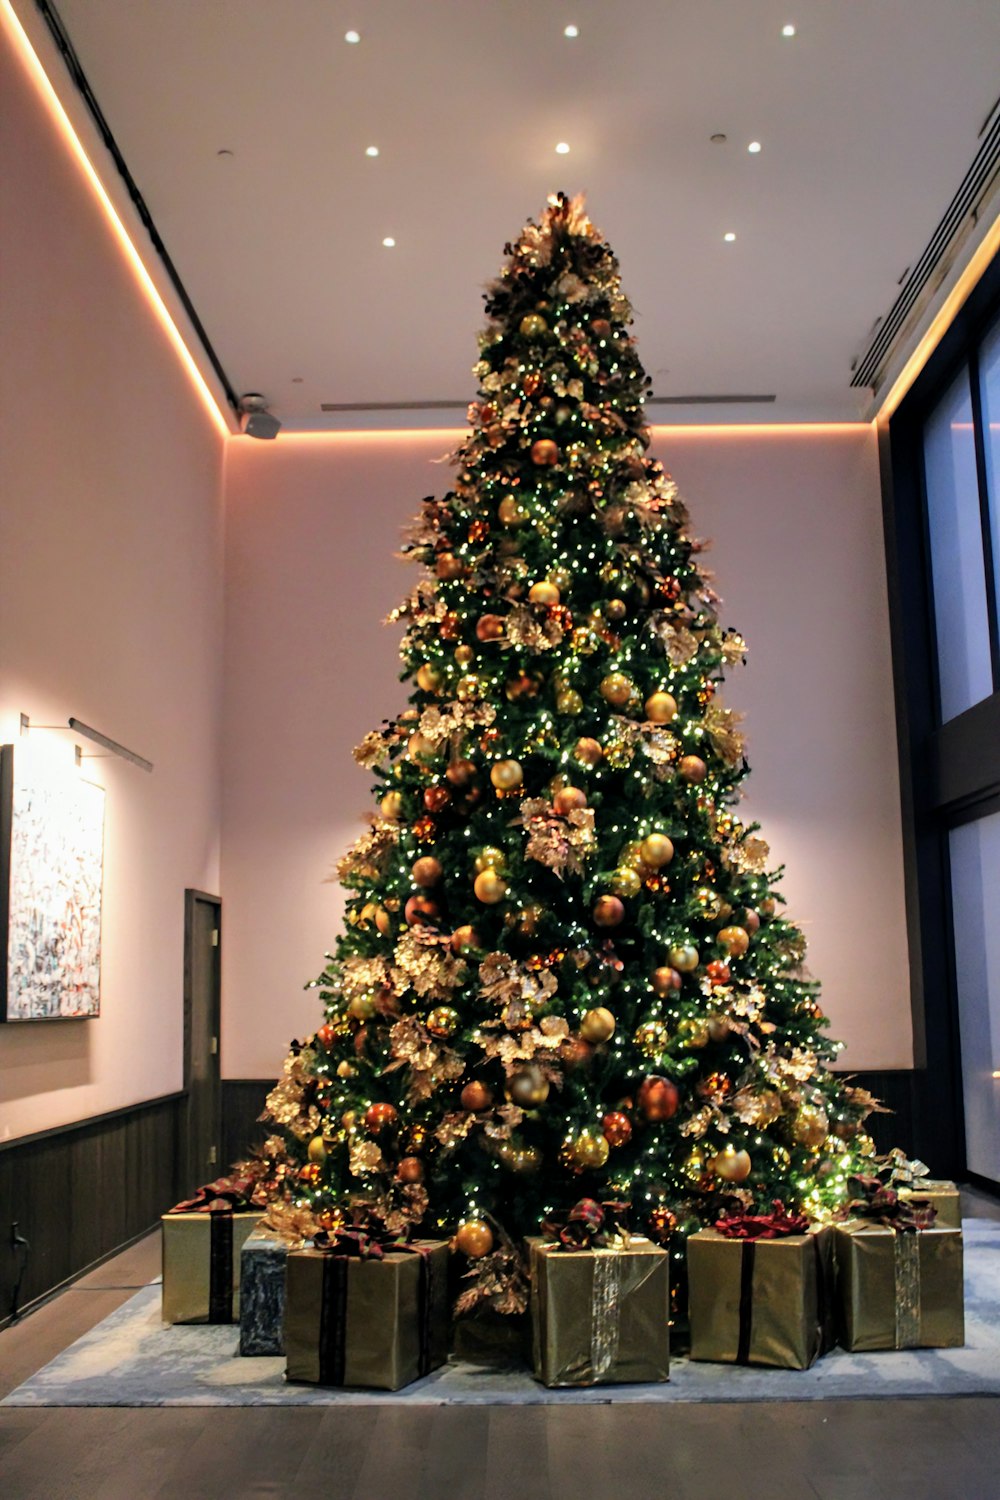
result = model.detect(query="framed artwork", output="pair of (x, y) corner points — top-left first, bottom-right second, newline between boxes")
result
(0, 742), (105, 1021)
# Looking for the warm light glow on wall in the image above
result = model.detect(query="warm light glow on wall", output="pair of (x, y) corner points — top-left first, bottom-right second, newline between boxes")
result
(877, 210), (1000, 422)
(261, 421), (869, 446)
(2, 0), (233, 441)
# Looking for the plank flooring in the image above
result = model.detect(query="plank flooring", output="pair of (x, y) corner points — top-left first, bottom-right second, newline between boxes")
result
(0, 1195), (998, 1500)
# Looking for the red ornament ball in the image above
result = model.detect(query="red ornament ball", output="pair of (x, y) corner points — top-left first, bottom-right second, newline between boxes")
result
(397, 1156), (424, 1184)
(531, 438), (560, 466)
(365, 1102), (399, 1134)
(460, 1080), (494, 1113)
(602, 1111), (633, 1147)
(593, 895), (625, 928)
(637, 1075), (680, 1121)
(411, 855), (443, 887)
(404, 894), (440, 926)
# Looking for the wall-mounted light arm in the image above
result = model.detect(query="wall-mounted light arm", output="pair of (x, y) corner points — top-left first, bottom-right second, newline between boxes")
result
(68, 718), (153, 772)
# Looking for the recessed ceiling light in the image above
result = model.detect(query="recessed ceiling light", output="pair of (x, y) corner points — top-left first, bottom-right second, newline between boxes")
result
(382, 236), (396, 248)
(782, 23), (796, 37)
(555, 141), (570, 155)
(723, 232), (736, 242)
(748, 140), (762, 154)
(365, 145), (380, 157)
(345, 29), (361, 44)
(564, 24), (579, 38)
(216, 148), (234, 158)
(710, 133), (727, 145)
(292, 377), (304, 384)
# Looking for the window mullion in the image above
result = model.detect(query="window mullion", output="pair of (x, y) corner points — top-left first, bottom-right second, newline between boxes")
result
(969, 344), (1000, 686)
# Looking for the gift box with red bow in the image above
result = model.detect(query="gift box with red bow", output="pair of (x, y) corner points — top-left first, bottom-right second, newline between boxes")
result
(161, 1176), (262, 1325)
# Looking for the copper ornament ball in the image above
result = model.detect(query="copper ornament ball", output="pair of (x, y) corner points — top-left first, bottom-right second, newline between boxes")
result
(365, 1102), (399, 1134)
(451, 924), (481, 955)
(411, 855), (443, 887)
(599, 672), (632, 707)
(316, 1021), (337, 1048)
(423, 785), (450, 813)
(435, 552), (465, 581)
(678, 754), (708, 784)
(552, 785), (587, 815)
(460, 1080), (493, 1113)
(573, 736), (603, 766)
(397, 1156), (424, 1184)
(718, 925), (750, 958)
(506, 1064), (550, 1108)
(602, 1111), (632, 1147)
(592, 894), (625, 928)
(426, 1005), (459, 1039)
(445, 759), (477, 788)
(637, 1075), (680, 1121)
(530, 438), (560, 466)
(651, 965), (682, 995)
(404, 894), (440, 926)
(476, 614), (505, 642)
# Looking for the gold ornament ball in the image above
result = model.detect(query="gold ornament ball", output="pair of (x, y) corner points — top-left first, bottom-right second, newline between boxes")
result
(677, 1017), (710, 1048)
(307, 1135), (327, 1164)
(348, 993), (376, 1021)
(531, 438), (560, 466)
(593, 894), (625, 928)
(454, 644), (476, 665)
(669, 943), (700, 973)
(635, 1020), (668, 1056)
(497, 496), (529, 527)
(519, 312), (548, 339)
(610, 866), (642, 898)
(652, 965), (682, 995)
(605, 598), (628, 622)
(416, 663), (443, 694)
(513, 1145), (543, 1175)
(640, 833), (674, 869)
(476, 614), (505, 642)
(407, 732), (436, 763)
(718, 925), (750, 958)
(461, 1080), (493, 1113)
(474, 846), (506, 873)
(456, 1219), (495, 1258)
(411, 856), (443, 888)
(574, 737), (603, 766)
(600, 672), (633, 707)
(580, 1006), (616, 1044)
(474, 869), (507, 904)
(456, 675), (481, 702)
(506, 1064), (550, 1108)
(678, 755), (708, 784)
(555, 689), (584, 716)
(490, 759), (524, 792)
(380, 791), (404, 820)
(528, 580), (561, 606)
(758, 896), (777, 919)
(435, 552), (465, 581)
(572, 1131), (610, 1170)
(645, 691), (678, 724)
(451, 924), (481, 955)
(553, 785), (587, 815)
(375, 907), (392, 937)
(341, 1109), (358, 1129)
(426, 1005), (459, 1039)
(792, 1105), (829, 1150)
(713, 1146), (752, 1183)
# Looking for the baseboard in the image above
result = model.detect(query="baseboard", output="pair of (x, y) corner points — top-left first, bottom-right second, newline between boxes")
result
(0, 1092), (184, 1322)
(0, 1220), (158, 1333)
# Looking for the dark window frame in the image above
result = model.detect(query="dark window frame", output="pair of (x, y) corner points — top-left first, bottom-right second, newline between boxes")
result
(881, 248), (1000, 1185)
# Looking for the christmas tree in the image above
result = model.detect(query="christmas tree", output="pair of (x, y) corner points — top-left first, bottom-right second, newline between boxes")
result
(259, 194), (879, 1315)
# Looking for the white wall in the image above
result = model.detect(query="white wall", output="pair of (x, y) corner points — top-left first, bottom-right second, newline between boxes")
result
(0, 24), (225, 1140)
(222, 424), (912, 1078)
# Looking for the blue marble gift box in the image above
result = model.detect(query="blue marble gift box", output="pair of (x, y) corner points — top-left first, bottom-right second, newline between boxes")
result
(239, 1226), (288, 1356)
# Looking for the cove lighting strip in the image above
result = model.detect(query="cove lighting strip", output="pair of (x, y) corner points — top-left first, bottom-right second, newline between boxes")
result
(2, 0), (233, 440)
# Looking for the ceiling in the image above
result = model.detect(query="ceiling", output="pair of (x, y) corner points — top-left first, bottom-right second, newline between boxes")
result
(26, 0), (1000, 428)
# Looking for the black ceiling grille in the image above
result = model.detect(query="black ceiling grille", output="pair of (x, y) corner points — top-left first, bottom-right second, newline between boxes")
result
(851, 105), (1000, 391)
(320, 394), (777, 413)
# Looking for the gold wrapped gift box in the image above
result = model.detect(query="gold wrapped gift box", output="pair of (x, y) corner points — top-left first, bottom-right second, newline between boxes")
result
(688, 1226), (834, 1370)
(284, 1241), (450, 1390)
(528, 1235), (670, 1388)
(161, 1210), (262, 1324)
(897, 1180), (961, 1230)
(833, 1220), (964, 1351)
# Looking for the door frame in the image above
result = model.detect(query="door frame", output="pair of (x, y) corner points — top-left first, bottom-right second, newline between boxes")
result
(183, 888), (222, 1184)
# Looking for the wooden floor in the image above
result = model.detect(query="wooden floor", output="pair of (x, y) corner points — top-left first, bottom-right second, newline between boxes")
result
(1, 1193), (999, 1500)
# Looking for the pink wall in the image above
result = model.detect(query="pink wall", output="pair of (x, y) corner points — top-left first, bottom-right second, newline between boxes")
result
(222, 424), (912, 1077)
(0, 26), (225, 1140)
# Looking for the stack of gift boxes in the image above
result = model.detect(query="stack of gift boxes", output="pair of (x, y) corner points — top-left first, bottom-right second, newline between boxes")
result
(160, 1158), (964, 1391)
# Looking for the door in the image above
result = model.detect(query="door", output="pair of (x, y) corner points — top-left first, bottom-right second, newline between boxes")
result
(183, 889), (221, 1194)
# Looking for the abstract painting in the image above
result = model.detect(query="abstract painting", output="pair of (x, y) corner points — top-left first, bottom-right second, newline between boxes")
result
(1, 743), (104, 1021)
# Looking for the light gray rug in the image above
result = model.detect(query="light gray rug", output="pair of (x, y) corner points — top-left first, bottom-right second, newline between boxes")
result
(4, 1220), (999, 1406)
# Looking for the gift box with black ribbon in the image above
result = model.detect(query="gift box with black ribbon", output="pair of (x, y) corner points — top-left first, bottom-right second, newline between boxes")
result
(528, 1199), (670, 1388)
(833, 1174), (964, 1351)
(161, 1177), (262, 1325)
(687, 1203), (834, 1370)
(284, 1230), (450, 1390)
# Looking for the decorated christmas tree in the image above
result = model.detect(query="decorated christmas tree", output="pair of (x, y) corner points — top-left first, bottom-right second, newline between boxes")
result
(259, 194), (879, 1315)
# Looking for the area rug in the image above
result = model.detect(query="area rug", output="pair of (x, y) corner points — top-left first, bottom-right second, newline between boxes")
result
(4, 1220), (999, 1407)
